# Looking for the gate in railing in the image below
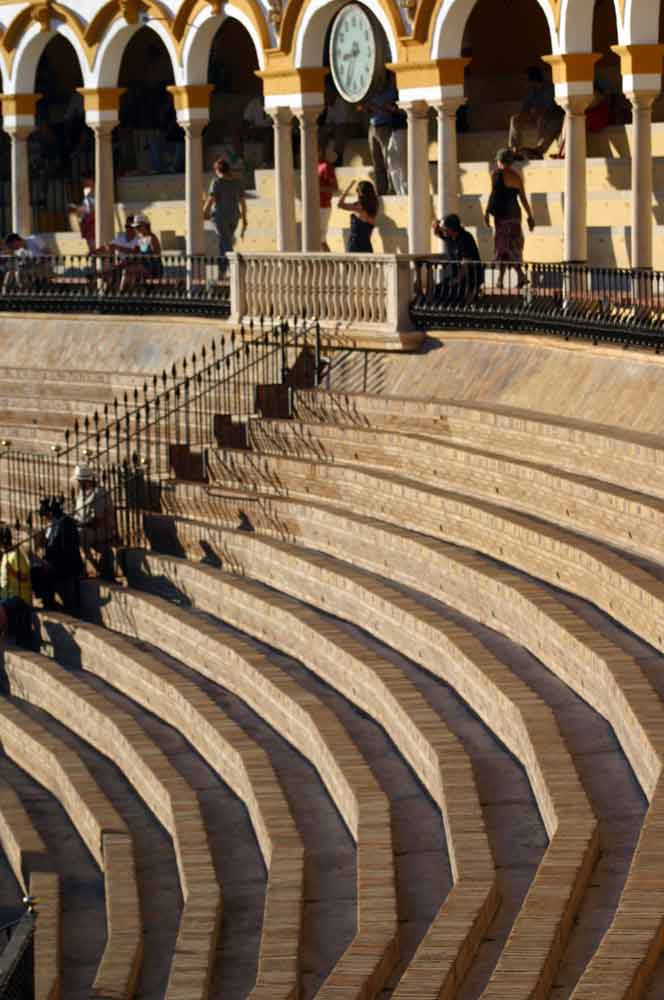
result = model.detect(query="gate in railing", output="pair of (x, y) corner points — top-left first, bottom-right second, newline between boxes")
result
(410, 260), (664, 349)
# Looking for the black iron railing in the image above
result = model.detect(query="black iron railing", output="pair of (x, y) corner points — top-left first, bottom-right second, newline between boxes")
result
(410, 260), (664, 348)
(0, 911), (35, 1000)
(0, 253), (231, 318)
(0, 316), (322, 531)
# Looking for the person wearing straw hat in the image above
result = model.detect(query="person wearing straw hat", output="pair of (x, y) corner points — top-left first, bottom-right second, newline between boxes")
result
(72, 465), (116, 575)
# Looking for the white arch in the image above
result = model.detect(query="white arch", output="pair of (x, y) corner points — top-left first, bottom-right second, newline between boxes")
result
(91, 15), (179, 89)
(9, 19), (88, 93)
(181, 4), (266, 85)
(294, 0), (399, 69)
(430, 0), (558, 60)
(559, 0), (621, 53)
(621, 0), (662, 45)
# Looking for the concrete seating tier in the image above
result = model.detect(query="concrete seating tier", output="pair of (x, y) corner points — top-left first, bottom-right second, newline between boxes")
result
(76, 580), (401, 999)
(0, 693), (142, 998)
(193, 448), (662, 1000)
(30, 614), (306, 1000)
(79, 571), (498, 999)
(0, 780), (59, 1000)
(207, 446), (664, 660)
(246, 415), (664, 588)
(294, 390), (664, 506)
(135, 530), (599, 999)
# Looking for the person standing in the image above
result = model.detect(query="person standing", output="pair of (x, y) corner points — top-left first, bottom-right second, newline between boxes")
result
(364, 74), (399, 195)
(203, 158), (248, 276)
(386, 108), (408, 196)
(508, 67), (564, 159)
(484, 148), (534, 288)
(338, 179), (379, 253)
(70, 177), (95, 253)
(318, 142), (339, 251)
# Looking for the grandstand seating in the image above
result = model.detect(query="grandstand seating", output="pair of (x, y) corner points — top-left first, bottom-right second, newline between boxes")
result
(3, 330), (664, 998)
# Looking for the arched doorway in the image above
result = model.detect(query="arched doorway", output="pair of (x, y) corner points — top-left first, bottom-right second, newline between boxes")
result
(461, 0), (554, 149)
(31, 35), (90, 232)
(205, 19), (266, 185)
(117, 28), (178, 177)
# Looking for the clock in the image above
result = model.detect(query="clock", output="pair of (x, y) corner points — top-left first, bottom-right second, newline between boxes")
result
(329, 4), (381, 104)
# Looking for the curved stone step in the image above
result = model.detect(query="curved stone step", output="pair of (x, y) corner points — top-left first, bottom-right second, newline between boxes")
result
(77, 581), (400, 999)
(0, 780), (60, 1000)
(207, 448), (664, 661)
(111, 554), (499, 999)
(144, 489), (664, 999)
(36, 610), (306, 1000)
(247, 418), (664, 569)
(3, 648), (222, 1000)
(0, 696), (141, 999)
(132, 536), (598, 999)
(294, 390), (664, 501)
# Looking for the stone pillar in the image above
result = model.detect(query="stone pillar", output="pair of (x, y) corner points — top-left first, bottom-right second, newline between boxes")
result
(91, 124), (117, 247)
(0, 94), (40, 235)
(403, 100), (431, 254)
(79, 88), (125, 247)
(6, 127), (32, 235)
(627, 90), (657, 269)
(559, 95), (591, 263)
(167, 86), (213, 258)
(296, 106), (323, 252)
(269, 108), (297, 252)
(433, 97), (465, 220)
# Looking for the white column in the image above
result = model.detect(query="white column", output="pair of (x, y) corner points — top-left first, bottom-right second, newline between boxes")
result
(628, 90), (657, 270)
(269, 107), (297, 252)
(182, 119), (207, 257)
(560, 95), (590, 263)
(91, 122), (117, 247)
(297, 106), (323, 252)
(403, 100), (431, 254)
(7, 126), (32, 235)
(434, 97), (464, 220)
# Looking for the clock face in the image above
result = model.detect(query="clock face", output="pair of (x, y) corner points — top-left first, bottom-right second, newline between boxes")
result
(329, 4), (378, 104)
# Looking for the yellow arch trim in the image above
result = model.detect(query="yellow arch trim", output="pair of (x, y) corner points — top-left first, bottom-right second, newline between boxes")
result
(2, 2), (93, 76)
(173, 0), (270, 61)
(86, 0), (175, 48)
(412, 0), (560, 50)
(279, 0), (405, 62)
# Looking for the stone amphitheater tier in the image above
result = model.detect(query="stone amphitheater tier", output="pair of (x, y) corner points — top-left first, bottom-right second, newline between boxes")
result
(4, 334), (664, 997)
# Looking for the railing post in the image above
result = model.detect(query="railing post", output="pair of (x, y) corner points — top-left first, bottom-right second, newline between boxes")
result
(228, 252), (244, 325)
(386, 255), (416, 337)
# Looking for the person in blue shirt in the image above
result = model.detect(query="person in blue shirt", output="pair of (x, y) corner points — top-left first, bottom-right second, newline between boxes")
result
(363, 73), (399, 195)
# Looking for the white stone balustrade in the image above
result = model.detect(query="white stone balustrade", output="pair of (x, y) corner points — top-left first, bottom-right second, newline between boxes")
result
(228, 252), (417, 342)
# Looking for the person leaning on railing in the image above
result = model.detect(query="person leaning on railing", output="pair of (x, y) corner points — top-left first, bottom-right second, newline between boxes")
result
(431, 213), (484, 305)
(2, 233), (50, 293)
(90, 214), (139, 293)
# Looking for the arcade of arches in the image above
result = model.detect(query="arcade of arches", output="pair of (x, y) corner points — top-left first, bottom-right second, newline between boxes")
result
(0, 0), (663, 266)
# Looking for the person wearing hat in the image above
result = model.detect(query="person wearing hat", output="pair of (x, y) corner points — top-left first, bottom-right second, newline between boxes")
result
(31, 497), (83, 610)
(484, 148), (534, 290)
(72, 465), (116, 576)
(91, 216), (139, 292)
(431, 213), (484, 305)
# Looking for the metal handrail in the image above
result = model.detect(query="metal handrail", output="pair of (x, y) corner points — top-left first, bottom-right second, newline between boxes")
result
(410, 259), (664, 350)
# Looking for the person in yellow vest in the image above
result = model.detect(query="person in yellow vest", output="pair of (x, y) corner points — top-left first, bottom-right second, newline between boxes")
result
(0, 526), (32, 605)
